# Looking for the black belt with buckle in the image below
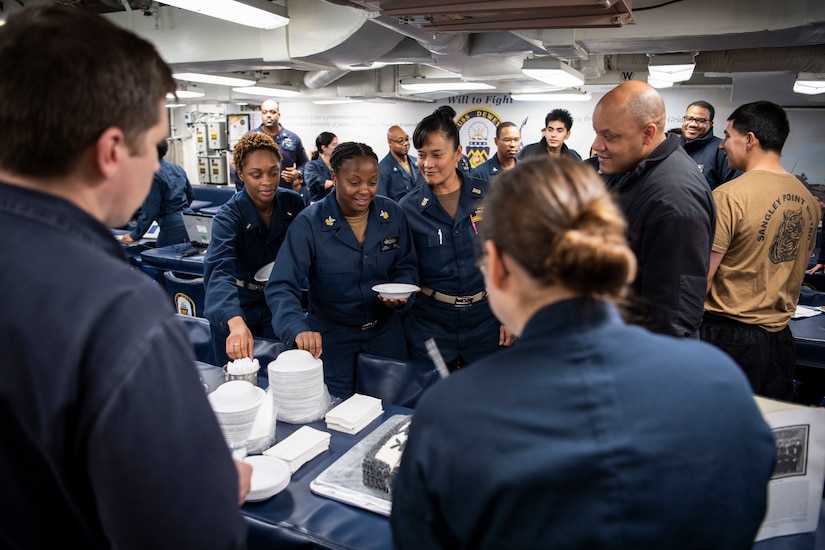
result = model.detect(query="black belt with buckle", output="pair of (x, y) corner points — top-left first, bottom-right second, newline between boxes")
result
(420, 286), (486, 308)
(235, 278), (265, 292)
(310, 309), (386, 330)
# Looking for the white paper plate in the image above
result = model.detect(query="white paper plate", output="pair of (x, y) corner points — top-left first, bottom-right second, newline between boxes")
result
(371, 283), (420, 299)
(244, 455), (291, 502)
(254, 261), (275, 282)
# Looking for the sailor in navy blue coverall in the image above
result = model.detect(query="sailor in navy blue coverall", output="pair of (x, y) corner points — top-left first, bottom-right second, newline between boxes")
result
(266, 142), (418, 397)
(399, 106), (514, 369)
(204, 133), (305, 365)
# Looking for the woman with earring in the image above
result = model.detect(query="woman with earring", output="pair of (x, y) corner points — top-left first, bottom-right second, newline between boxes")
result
(304, 131), (338, 203)
(204, 132), (305, 366)
(266, 142), (418, 397)
(392, 157), (776, 549)
(399, 105), (515, 371)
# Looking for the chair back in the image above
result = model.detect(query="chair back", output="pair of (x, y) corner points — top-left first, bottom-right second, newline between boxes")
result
(163, 271), (205, 317)
(175, 313), (215, 365)
(356, 353), (440, 408)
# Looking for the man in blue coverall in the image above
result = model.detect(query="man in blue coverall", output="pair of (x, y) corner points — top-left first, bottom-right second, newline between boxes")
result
(377, 125), (424, 202)
(469, 121), (520, 182)
(232, 99), (309, 191)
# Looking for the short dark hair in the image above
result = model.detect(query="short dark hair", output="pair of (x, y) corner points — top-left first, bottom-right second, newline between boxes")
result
(727, 101), (789, 154)
(413, 106), (460, 151)
(545, 109), (574, 131)
(688, 100), (716, 121)
(0, 5), (176, 178)
(496, 122), (518, 139)
(330, 142), (379, 173)
(157, 140), (170, 160)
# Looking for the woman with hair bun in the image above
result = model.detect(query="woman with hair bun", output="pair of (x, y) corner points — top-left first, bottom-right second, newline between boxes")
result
(266, 142), (418, 397)
(399, 105), (515, 370)
(392, 157), (776, 550)
(304, 131), (338, 203)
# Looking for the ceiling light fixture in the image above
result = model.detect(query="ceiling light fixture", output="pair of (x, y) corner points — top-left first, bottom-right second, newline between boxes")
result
(166, 103), (187, 108)
(232, 85), (301, 98)
(647, 53), (696, 83)
(511, 92), (592, 102)
(159, 0), (289, 30)
(167, 85), (205, 99)
(793, 73), (825, 95)
(521, 57), (585, 88)
(399, 78), (495, 93)
(172, 73), (256, 87)
(646, 75), (674, 89)
(312, 99), (364, 105)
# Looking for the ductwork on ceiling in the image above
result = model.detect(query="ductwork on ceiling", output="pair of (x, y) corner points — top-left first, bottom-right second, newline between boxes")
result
(607, 46), (825, 75)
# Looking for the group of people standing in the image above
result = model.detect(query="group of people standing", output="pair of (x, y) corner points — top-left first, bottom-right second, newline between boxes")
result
(205, 104), (518, 396)
(2, 4), (809, 548)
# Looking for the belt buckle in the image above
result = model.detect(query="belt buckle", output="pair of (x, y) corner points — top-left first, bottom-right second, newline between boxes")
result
(454, 295), (473, 307)
(361, 320), (378, 330)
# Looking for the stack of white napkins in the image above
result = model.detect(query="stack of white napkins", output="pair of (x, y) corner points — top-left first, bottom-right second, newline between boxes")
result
(263, 426), (331, 473)
(325, 393), (384, 435)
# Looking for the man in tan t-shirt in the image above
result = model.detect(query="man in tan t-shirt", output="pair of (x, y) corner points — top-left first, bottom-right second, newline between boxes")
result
(702, 101), (820, 401)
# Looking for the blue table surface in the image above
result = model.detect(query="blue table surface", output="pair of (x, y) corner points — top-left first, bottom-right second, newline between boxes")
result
(197, 364), (825, 550)
(140, 243), (206, 276)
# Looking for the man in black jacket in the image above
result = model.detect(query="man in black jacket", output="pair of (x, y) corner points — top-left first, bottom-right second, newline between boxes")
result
(592, 81), (716, 338)
(680, 100), (737, 189)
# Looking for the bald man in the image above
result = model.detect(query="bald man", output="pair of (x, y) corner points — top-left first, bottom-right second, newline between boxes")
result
(378, 125), (424, 202)
(592, 81), (715, 338)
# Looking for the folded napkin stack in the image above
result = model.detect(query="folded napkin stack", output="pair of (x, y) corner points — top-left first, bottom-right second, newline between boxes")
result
(263, 426), (331, 473)
(324, 393), (384, 435)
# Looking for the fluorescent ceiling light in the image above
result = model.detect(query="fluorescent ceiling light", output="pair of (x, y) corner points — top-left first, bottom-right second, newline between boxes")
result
(521, 58), (585, 88)
(399, 78), (495, 93)
(233, 85), (301, 98)
(646, 75), (674, 89)
(312, 99), (363, 105)
(647, 53), (696, 83)
(166, 103), (187, 108)
(167, 85), (205, 99)
(793, 73), (825, 95)
(173, 73), (256, 87)
(511, 92), (592, 102)
(160, 0), (289, 30)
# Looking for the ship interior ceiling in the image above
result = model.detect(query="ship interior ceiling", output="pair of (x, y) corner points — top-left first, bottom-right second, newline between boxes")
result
(6, 0), (825, 108)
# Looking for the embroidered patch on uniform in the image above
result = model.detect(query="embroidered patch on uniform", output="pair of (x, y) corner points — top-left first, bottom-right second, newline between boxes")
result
(282, 137), (294, 148)
(380, 210), (389, 220)
(381, 236), (400, 251)
(325, 215), (336, 226)
(421, 197), (429, 207)
(470, 207), (484, 223)
(471, 187), (482, 195)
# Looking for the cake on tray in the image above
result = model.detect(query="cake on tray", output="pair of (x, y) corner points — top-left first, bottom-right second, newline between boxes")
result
(362, 419), (410, 493)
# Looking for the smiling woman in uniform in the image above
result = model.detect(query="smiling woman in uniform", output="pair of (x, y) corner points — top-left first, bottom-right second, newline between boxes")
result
(399, 105), (515, 371)
(204, 132), (305, 366)
(266, 142), (418, 397)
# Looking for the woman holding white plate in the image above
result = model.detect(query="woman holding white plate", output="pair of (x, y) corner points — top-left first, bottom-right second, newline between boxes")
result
(266, 142), (419, 397)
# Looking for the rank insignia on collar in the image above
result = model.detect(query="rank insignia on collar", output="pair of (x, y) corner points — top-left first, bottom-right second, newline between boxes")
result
(245, 223), (252, 229)
(420, 197), (429, 207)
(471, 187), (482, 195)
(380, 210), (389, 220)
(325, 215), (336, 226)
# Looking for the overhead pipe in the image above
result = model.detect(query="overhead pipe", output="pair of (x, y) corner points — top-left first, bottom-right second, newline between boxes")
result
(304, 68), (351, 89)
(608, 45), (825, 74)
